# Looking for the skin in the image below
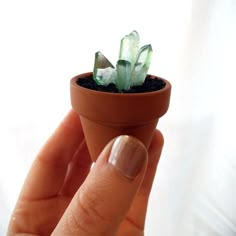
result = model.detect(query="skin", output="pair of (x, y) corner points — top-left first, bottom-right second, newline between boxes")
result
(7, 110), (164, 236)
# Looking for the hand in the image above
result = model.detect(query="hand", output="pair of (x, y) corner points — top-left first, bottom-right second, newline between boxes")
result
(7, 110), (164, 236)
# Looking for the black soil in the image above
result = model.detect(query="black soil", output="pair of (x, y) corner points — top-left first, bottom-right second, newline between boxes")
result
(77, 74), (166, 93)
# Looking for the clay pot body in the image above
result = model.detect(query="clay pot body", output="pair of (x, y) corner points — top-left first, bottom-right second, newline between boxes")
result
(70, 72), (171, 161)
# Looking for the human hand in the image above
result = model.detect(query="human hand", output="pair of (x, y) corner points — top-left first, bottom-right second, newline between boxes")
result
(7, 110), (164, 236)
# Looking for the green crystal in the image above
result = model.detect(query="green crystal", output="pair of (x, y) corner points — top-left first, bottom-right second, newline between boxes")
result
(116, 60), (131, 91)
(131, 44), (153, 86)
(92, 31), (153, 91)
(93, 51), (116, 85)
(119, 31), (140, 69)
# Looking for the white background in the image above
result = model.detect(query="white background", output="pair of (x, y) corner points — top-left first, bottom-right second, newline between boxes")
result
(0, 0), (236, 235)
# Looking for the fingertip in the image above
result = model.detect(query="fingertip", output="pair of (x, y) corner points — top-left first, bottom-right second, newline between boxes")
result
(149, 130), (164, 153)
(72, 139), (92, 167)
(61, 109), (82, 132)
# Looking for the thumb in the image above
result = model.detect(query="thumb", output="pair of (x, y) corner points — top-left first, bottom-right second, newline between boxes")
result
(52, 135), (148, 236)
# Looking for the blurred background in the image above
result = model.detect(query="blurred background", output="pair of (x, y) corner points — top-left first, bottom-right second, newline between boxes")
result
(0, 0), (235, 235)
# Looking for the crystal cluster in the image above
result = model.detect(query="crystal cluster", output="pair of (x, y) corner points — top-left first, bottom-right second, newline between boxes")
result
(93, 31), (153, 91)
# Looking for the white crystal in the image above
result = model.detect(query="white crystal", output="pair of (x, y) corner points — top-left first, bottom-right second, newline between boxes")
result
(95, 67), (117, 85)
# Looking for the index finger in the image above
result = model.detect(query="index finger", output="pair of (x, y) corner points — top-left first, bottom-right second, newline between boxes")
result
(19, 110), (85, 200)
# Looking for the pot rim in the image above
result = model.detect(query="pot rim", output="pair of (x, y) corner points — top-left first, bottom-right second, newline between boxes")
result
(71, 72), (171, 97)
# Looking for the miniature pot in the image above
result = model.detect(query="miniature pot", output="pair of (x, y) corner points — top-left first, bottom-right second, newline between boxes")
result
(70, 72), (171, 161)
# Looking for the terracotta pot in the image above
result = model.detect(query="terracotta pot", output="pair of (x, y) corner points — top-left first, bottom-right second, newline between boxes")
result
(70, 72), (171, 161)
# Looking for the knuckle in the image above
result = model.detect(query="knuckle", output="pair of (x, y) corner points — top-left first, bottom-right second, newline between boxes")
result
(66, 206), (90, 235)
(80, 184), (113, 223)
(69, 184), (113, 234)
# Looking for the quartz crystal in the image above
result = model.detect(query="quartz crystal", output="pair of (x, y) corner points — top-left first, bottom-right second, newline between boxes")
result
(130, 44), (153, 86)
(93, 51), (116, 85)
(119, 31), (140, 69)
(93, 31), (153, 91)
(116, 60), (131, 91)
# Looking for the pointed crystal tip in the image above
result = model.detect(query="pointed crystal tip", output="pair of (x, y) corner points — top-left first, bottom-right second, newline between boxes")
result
(131, 44), (153, 86)
(93, 51), (115, 85)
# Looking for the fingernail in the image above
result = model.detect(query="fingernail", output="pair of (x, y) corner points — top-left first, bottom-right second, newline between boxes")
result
(108, 135), (147, 179)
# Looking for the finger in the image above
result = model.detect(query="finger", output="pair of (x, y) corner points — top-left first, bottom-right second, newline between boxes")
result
(52, 135), (148, 236)
(60, 139), (92, 197)
(120, 130), (164, 231)
(140, 130), (164, 196)
(19, 110), (84, 200)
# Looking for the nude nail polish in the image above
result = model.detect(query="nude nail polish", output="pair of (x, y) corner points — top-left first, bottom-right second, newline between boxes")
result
(108, 135), (147, 179)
